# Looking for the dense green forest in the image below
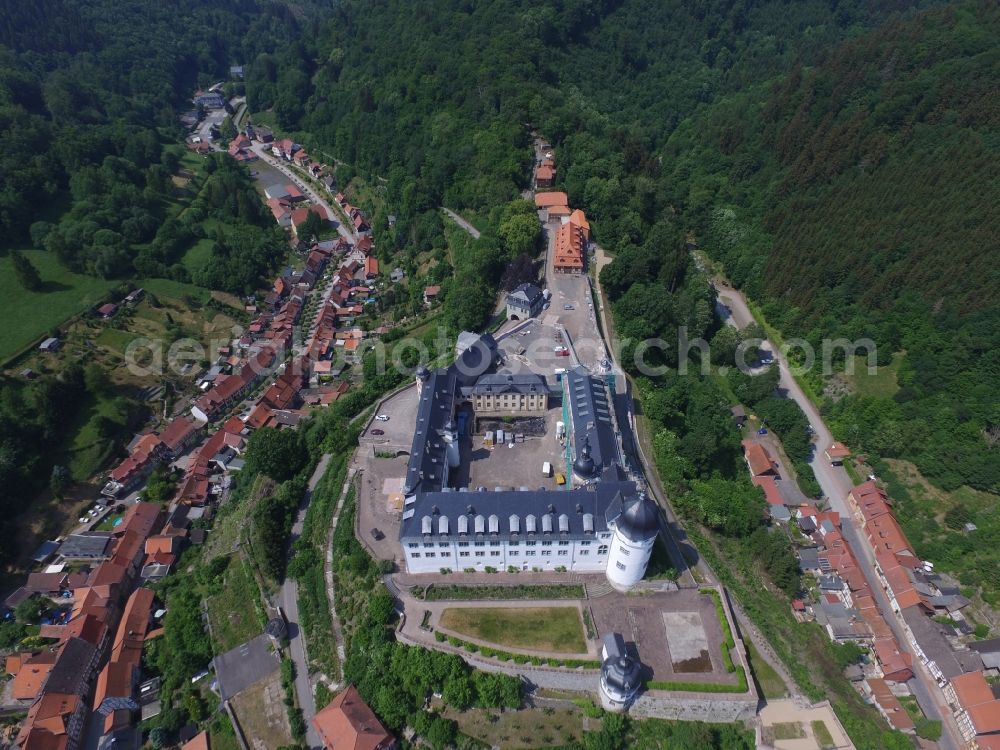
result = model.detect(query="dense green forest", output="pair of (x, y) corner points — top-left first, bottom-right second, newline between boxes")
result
(247, 0), (996, 506)
(0, 0), (314, 260)
(0, 0), (995, 742)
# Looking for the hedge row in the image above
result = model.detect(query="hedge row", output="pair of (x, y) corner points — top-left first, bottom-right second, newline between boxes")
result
(700, 588), (737, 674)
(644, 672), (749, 693)
(433, 631), (599, 669)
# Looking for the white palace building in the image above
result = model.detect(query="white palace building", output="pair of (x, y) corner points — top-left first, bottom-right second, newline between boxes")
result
(398, 333), (660, 590)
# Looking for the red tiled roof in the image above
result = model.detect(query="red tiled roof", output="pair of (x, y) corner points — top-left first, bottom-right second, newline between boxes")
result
(313, 685), (393, 750)
(741, 440), (777, 477)
(534, 191), (569, 208)
(181, 731), (210, 750)
(159, 417), (201, 452)
(871, 637), (913, 682)
(867, 678), (915, 732)
(751, 475), (784, 506)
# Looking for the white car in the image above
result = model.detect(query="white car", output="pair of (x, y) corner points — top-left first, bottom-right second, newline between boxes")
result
(78, 517), (87, 524)
(375, 415), (389, 422)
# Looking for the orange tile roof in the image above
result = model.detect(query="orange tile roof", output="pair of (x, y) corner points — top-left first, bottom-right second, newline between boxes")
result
(952, 671), (996, 710)
(533, 191), (569, 208)
(554, 221), (585, 272)
(16, 692), (79, 746)
(313, 685), (393, 750)
(826, 441), (851, 459)
(568, 209), (590, 239)
(181, 731), (210, 750)
(144, 535), (177, 556)
(867, 678), (915, 732)
(871, 637), (913, 682)
(118, 502), (163, 539)
(741, 440), (777, 477)
(751, 475), (783, 506)
(967, 701), (1000, 735)
(94, 588), (153, 710)
(535, 165), (555, 180)
(11, 654), (57, 701)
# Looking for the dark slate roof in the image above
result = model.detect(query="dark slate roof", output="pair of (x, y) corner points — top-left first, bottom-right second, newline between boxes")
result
(453, 332), (499, 386)
(468, 372), (548, 396)
(900, 605), (970, 679)
(970, 638), (1000, 655)
(212, 634), (280, 700)
(601, 631), (641, 696)
(403, 368), (458, 495)
(508, 283), (543, 306)
(799, 548), (821, 570)
(59, 532), (113, 559)
(775, 479), (809, 507)
(400, 480), (639, 542)
(566, 366), (618, 478)
(605, 492), (659, 543)
(47, 637), (97, 694)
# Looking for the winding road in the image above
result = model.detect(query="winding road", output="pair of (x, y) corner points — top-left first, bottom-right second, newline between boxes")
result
(278, 453), (333, 750)
(714, 280), (962, 750)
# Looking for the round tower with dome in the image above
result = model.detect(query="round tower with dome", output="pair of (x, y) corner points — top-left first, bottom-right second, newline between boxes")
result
(605, 492), (659, 590)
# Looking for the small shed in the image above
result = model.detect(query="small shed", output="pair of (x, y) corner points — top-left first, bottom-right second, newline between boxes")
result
(39, 337), (61, 352)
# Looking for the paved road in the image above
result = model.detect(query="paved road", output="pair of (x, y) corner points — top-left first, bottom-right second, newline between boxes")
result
(715, 281), (962, 750)
(250, 142), (356, 243)
(442, 207), (481, 239)
(279, 453), (333, 750)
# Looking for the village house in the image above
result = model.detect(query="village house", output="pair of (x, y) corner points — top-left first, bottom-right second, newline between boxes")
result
(423, 285), (441, 306)
(312, 685), (395, 750)
(191, 348), (276, 422)
(505, 282), (545, 320)
(535, 162), (555, 188)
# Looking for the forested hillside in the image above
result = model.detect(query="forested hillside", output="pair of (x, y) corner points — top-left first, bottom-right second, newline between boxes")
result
(0, 0), (313, 259)
(662, 2), (999, 499)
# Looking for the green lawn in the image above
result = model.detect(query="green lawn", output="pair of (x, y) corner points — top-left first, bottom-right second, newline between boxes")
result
(181, 237), (216, 274)
(137, 277), (212, 304)
(438, 606), (586, 654)
(61, 394), (128, 481)
(811, 720), (835, 749)
(745, 639), (788, 700)
(847, 351), (903, 398)
(0, 250), (114, 363)
(205, 555), (267, 653)
(770, 722), (805, 740)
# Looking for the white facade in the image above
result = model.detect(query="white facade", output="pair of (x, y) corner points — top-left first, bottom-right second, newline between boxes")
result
(605, 523), (655, 590)
(402, 532), (614, 574)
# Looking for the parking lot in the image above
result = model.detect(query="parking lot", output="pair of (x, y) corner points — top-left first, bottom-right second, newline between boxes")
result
(450, 405), (567, 491)
(359, 383), (420, 449)
(539, 221), (608, 370)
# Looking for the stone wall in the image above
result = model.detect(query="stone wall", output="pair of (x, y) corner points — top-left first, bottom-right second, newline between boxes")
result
(629, 692), (760, 722)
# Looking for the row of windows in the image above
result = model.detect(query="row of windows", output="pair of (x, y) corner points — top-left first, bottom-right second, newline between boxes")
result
(412, 547), (609, 559)
(410, 539), (591, 549)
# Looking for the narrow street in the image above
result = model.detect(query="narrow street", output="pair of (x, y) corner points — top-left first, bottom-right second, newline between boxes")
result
(442, 207), (481, 238)
(250, 142), (356, 243)
(715, 280), (962, 750)
(278, 453), (333, 750)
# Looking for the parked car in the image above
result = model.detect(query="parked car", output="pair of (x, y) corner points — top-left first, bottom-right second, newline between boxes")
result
(370, 528), (385, 541)
(371, 428), (385, 435)
(758, 427), (768, 435)
(564, 304), (574, 310)
(375, 414), (389, 421)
